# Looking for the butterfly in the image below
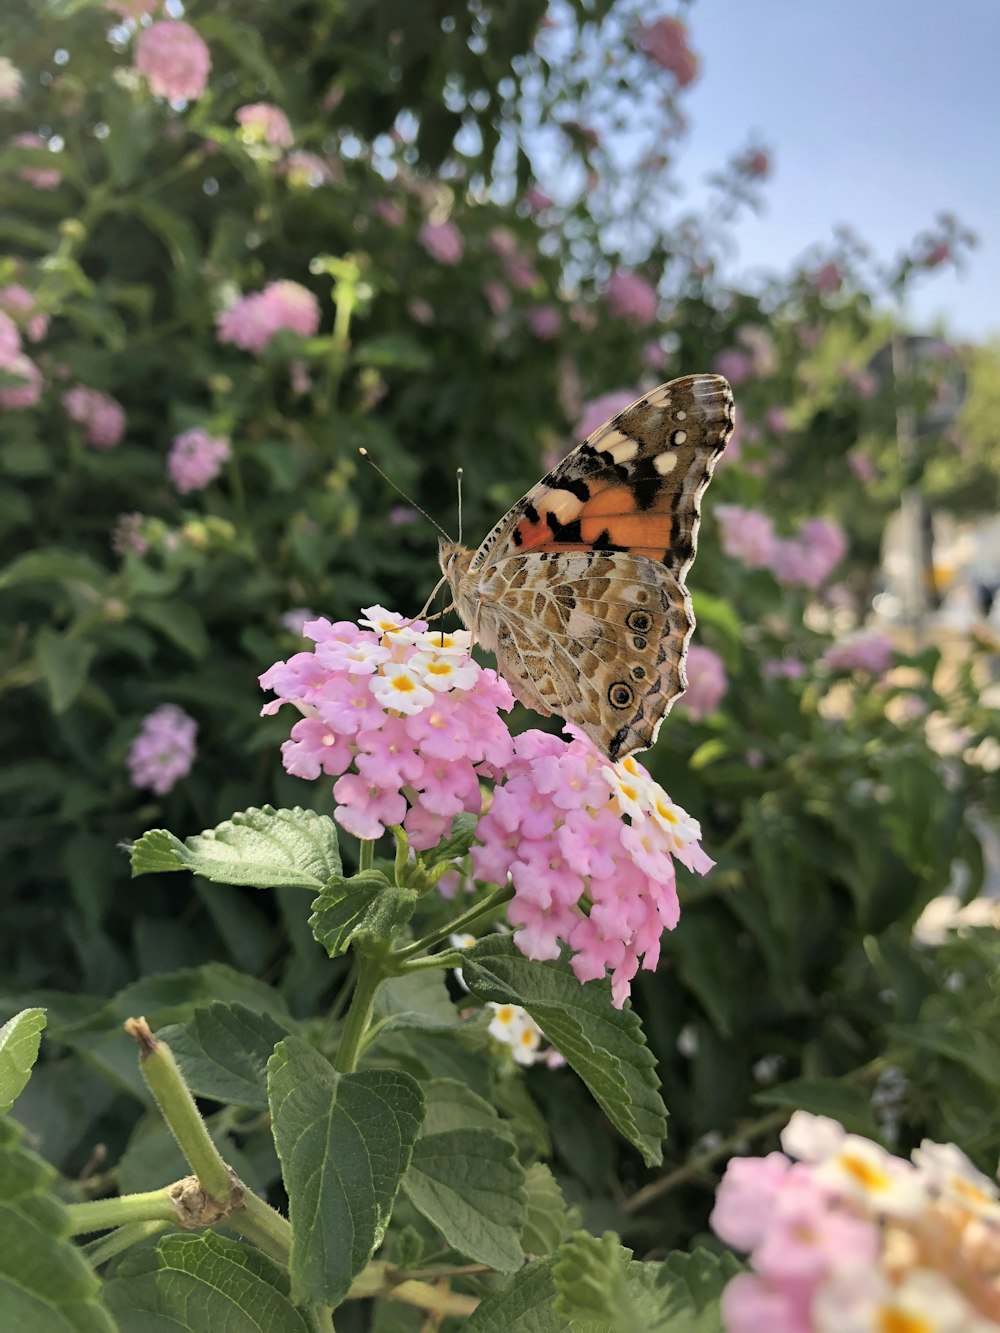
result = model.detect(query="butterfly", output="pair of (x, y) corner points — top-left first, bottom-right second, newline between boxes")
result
(438, 374), (735, 761)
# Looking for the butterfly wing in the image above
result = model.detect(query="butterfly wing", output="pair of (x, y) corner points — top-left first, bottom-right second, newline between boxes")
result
(470, 374), (734, 581)
(456, 373), (734, 759)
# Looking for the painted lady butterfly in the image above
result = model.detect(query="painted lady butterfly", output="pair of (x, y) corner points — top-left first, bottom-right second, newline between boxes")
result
(439, 374), (735, 760)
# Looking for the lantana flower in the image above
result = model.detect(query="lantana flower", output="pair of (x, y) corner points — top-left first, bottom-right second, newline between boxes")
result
(127, 704), (198, 795)
(134, 20), (211, 102)
(712, 1111), (1000, 1332)
(217, 280), (321, 356)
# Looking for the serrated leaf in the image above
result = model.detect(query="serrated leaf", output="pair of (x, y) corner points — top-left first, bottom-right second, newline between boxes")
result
(158, 1003), (290, 1111)
(268, 1037), (424, 1306)
(462, 936), (667, 1166)
(103, 1231), (307, 1332)
(130, 806), (341, 890)
(423, 811), (480, 866)
(521, 1164), (571, 1257)
(309, 871), (416, 957)
(628, 1249), (743, 1333)
(0, 1116), (115, 1332)
(35, 628), (96, 714)
(402, 1127), (526, 1270)
(464, 1257), (576, 1332)
(0, 1008), (46, 1112)
(553, 1231), (633, 1326)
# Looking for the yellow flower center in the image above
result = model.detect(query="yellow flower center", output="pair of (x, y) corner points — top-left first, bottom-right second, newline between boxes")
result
(427, 661), (453, 677)
(877, 1309), (931, 1333)
(840, 1151), (891, 1192)
(953, 1176), (993, 1206)
(391, 675), (417, 693)
(655, 799), (678, 824)
(494, 1006), (516, 1026)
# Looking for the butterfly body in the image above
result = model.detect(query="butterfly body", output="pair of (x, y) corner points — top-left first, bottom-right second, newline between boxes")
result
(440, 374), (734, 760)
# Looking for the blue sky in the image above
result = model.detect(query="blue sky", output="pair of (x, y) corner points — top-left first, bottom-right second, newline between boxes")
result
(674, 0), (998, 340)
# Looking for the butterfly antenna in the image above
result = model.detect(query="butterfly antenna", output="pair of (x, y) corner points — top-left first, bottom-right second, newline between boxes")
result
(358, 449), (453, 542)
(456, 467), (464, 545)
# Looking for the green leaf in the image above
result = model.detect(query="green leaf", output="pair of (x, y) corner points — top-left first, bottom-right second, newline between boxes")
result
(353, 333), (432, 371)
(35, 628), (96, 714)
(133, 600), (209, 659)
(464, 1257), (575, 1332)
(552, 1231), (633, 1326)
(158, 1003), (290, 1111)
(368, 972), (461, 1042)
(0, 1008), (46, 1113)
(0, 549), (106, 592)
(419, 1079), (508, 1136)
(310, 871), (417, 957)
(131, 806), (341, 890)
(422, 811), (480, 866)
(402, 1127), (526, 1270)
(103, 1231), (308, 1332)
(754, 1077), (879, 1136)
(267, 1037), (424, 1306)
(521, 1164), (571, 1257)
(462, 936), (667, 1166)
(0, 1116), (115, 1332)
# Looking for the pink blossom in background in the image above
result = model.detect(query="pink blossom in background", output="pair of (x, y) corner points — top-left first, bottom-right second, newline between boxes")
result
(714, 348), (754, 385)
(0, 352), (42, 409)
(483, 280), (511, 316)
(407, 297), (434, 325)
(715, 504), (777, 569)
(763, 658), (807, 681)
(387, 506), (419, 527)
(373, 197), (405, 228)
(569, 302), (598, 331)
(681, 645), (728, 721)
(281, 151), (336, 188)
(840, 363), (878, 399)
(216, 280), (321, 356)
(765, 407), (789, 435)
(739, 148), (771, 178)
(0, 313), (23, 362)
(112, 512), (148, 558)
(635, 16), (699, 86)
(11, 132), (62, 189)
(167, 427), (231, 494)
(524, 185), (554, 212)
(486, 226), (518, 257)
(527, 305), (560, 339)
(62, 386), (126, 449)
(503, 252), (539, 291)
(737, 324), (778, 377)
(643, 339), (667, 370)
(0, 57), (23, 104)
(134, 21), (211, 102)
(260, 608), (514, 849)
(418, 219), (463, 265)
(848, 450), (877, 482)
(605, 271), (658, 326)
(0, 285), (48, 342)
(127, 704), (198, 796)
(474, 731), (712, 1006)
(236, 102), (294, 147)
(289, 360), (312, 395)
(924, 240), (951, 267)
(575, 389), (637, 441)
(822, 634), (894, 676)
(812, 261), (841, 295)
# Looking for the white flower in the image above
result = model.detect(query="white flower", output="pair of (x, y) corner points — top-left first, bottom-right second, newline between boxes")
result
(369, 663), (435, 715)
(409, 650), (479, 692)
(0, 58), (22, 105)
(781, 1110), (847, 1162)
(487, 1003), (545, 1066)
(414, 628), (472, 656)
(318, 639), (391, 674)
(359, 604), (426, 648)
(449, 932), (477, 950)
(813, 1267), (983, 1333)
(602, 760), (655, 822)
(814, 1133), (927, 1217)
(912, 1140), (1000, 1218)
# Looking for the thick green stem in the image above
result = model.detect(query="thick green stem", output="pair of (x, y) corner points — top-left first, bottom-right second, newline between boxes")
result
(358, 838), (375, 873)
(226, 1188), (294, 1266)
(126, 1017), (232, 1204)
(83, 1220), (170, 1266)
(67, 1189), (179, 1236)
(394, 883), (515, 962)
(334, 954), (385, 1073)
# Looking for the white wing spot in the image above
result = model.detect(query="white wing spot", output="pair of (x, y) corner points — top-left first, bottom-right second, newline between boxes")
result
(602, 430), (639, 464)
(672, 430), (687, 445)
(653, 451), (678, 474)
(539, 487), (584, 522)
(675, 410), (687, 421)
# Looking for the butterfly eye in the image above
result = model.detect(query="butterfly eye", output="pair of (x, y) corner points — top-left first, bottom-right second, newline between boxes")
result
(626, 610), (653, 634)
(608, 681), (634, 710)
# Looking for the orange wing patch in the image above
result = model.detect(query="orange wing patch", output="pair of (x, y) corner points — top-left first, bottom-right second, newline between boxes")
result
(512, 480), (672, 563)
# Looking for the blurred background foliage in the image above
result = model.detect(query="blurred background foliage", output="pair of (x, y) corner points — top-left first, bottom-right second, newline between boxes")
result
(2, 0), (1000, 1259)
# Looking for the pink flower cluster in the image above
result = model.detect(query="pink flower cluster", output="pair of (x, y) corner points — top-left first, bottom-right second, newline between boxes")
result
(260, 609), (514, 849)
(473, 731), (712, 1007)
(716, 506), (847, 590)
(821, 633), (894, 677)
(167, 427), (231, 494)
(680, 645), (728, 721)
(11, 132), (62, 190)
(712, 1111), (1000, 1332)
(526, 305), (560, 340)
(217, 280), (321, 356)
(605, 271), (658, 327)
(0, 310), (42, 410)
(127, 704), (198, 795)
(418, 219), (464, 266)
(635, 16), (699, 86)
(0, 284), (48, 343)
(236, 103), (294, 148)
(134, 20), (211, 102)
(62, 385), (126, 449)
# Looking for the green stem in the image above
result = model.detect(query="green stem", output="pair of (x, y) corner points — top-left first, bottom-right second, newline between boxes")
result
(126, 1017), (233, 1204)
(67, 1189), (179, 1236)
(358, 838), (375, 873)
(334, 954), (385, 1073)
(394, 884), (515, 962)
(307, 1306), (335, 1333)
(83, 1220), (170, 1267)
(226, 1189), (294, 1266)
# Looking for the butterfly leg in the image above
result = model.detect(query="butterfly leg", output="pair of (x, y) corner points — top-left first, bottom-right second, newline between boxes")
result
(423, 602), (455, 624)
(418, 574), (449, 620)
